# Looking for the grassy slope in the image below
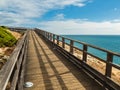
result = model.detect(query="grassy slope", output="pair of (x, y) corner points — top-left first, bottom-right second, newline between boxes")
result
(0, 26), (17, 47)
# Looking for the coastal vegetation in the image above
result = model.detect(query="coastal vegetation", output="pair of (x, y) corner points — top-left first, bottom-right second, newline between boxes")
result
(0, 26), (17, 47)
(0, 26), (22, 70)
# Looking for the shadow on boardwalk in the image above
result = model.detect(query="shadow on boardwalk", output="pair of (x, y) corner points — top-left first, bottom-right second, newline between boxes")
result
(24, 31), (106, 90)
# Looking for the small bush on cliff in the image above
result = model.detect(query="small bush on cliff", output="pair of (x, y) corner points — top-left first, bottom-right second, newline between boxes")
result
(0, 26), (17, 47)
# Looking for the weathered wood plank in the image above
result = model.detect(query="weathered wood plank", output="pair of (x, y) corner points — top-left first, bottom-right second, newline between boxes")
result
(18, 34), (28, 90)
(10, 38), (26, 90)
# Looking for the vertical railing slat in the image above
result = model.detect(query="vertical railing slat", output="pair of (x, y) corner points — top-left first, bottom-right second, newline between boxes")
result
(62, 37), (65, 48)
(57, 36), (59, 45)
(82, 45), (87, 62)
(53, 34), (55, 43)
(70, 40), (74, 54)
(105, 53), (113, 77)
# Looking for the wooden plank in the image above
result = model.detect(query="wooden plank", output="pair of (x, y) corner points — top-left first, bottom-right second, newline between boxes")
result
(10, 38), (26, 90)
(18, 36), (28, 90)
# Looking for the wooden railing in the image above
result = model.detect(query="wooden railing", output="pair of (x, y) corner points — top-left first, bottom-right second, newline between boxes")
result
(0, 31), (28, 90)
(35, 29), (120, 90)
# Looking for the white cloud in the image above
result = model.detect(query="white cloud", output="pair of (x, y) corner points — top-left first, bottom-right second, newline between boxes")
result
(38, 19), (120, 35)
(1, 0), (120, 35)
(54, 13), (65, 20)
(0, 0), (89, 26)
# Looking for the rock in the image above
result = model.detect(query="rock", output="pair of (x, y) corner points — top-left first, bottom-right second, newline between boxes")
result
(3, 55), (9, 60)
(4, 47), (14, 56)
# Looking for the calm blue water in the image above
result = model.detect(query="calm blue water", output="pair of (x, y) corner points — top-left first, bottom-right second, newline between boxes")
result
(63, 35), (120, 65)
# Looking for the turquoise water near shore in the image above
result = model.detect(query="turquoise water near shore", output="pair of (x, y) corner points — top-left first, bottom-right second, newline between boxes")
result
(63, 35), (120, 65)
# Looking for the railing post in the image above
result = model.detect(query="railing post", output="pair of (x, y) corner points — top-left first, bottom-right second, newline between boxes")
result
(50, 33), (52, 41)
(41, 31), (43, 36)
(40, 30), (41, 34)
(47, 32), (49, 39)
(53, 34), (55, 43)
(44, 31), (46, 37)
(45, 32), (47, 38)
(47, 33), (49, 39)
(43, 31), (44, 37)
(105, 53), (113, 77)
(43, 31), (44, 36)
(62, 37), (65, 48)
(42, 31), (44, 35)
(70, 40), (74, 54)
(48, 33), (50, 40)
(57, 36), (59, 45)
(82, 44), (87, 62)
(46, 32), (48, 39)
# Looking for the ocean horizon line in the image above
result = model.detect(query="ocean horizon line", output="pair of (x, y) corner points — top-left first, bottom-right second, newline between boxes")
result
(61, 34), (120, 36)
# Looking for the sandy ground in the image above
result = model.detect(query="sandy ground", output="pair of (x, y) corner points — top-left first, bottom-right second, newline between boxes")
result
(0, 31), (22, 69)
(0, 31), (21, 55)
(8, 30), (22, 39)
(56, 41), (120, 85)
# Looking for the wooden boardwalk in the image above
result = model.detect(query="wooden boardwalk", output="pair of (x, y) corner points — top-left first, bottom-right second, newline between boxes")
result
(24, 31), (105, 90)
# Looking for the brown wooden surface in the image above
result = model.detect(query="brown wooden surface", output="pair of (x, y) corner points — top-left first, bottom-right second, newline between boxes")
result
(33, 29), (120, 89)
(24, 31), (105, 90)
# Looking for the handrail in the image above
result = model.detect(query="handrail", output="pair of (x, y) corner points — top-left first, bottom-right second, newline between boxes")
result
(0, 31), (28, 90)
(35, 28), (120, 90)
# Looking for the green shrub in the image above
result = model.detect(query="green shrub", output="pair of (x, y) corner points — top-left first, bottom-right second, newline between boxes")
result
(0, 26), (17, 47)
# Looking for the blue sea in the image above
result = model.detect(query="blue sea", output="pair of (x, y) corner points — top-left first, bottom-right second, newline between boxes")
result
(63, 35), (120, 65)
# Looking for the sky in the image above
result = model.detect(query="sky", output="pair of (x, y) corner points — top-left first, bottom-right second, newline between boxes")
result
(0, 0), (120, 35)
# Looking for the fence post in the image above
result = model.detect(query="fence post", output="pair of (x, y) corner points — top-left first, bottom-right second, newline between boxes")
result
(62, 37), (65, 48)
(57, 36), (59, 45)
(48, 33), (50, 40)
(53, 34), (55, 43)
(49, 33), (52, 41)
(42, 31), (43, 35)
(82, 44), (87, 62)
(47, 33), (49, 39)
(70, 40), (74, 54)
(47, 33), (49, 40)
(105, 53), (113, 77)
(45, 32), (46, 38)
(47, 32), (48, 39)
(43, 31), (45, 37)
